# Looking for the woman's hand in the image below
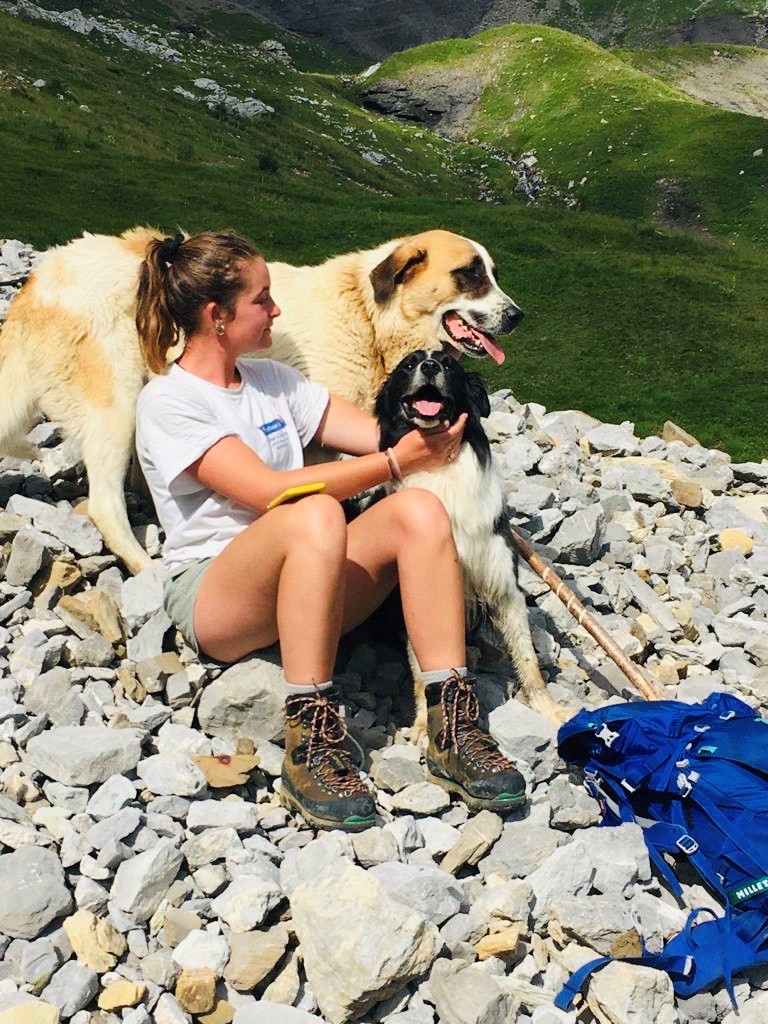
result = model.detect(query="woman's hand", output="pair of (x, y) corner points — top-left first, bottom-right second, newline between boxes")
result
(392, 413), (467, 475)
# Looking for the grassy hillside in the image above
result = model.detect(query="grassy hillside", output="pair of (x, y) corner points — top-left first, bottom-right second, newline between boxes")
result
(1, 6), (766, 460)
(0, 9), (506, 250)
(367, 25), (768, 246)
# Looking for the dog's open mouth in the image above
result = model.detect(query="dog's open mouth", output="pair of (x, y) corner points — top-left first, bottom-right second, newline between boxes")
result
(442, 311), (505, 365)
(402, 385), (448, 425)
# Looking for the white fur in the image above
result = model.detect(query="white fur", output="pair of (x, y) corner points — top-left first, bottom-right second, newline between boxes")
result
(398, 444), (565, 726)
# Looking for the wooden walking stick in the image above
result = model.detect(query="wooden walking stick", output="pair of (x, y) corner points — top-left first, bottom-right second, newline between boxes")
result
(509, 528), (664, 702)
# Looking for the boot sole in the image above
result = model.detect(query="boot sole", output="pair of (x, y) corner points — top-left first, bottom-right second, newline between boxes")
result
(281, 783), (376, 833)
(426, 768), (526, 813)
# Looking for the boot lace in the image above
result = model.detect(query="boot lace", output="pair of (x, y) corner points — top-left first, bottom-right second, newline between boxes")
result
(285, 691), (368, 797)
(437, 671), (516, 771)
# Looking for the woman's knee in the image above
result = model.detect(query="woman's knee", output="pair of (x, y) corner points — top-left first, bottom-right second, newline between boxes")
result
(390, 488), (453, 542)
(286, 493), (347, 551)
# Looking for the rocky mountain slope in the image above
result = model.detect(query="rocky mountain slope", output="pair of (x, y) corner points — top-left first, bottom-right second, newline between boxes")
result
(620, 43), (768, 119)
(1, 243), (768, 1023)
(192, 0), (768, 57)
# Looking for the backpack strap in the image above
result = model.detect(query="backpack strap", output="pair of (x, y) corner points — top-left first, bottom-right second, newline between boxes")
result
(554, 952), (695, 1011)
(554, 910), (742, 1012)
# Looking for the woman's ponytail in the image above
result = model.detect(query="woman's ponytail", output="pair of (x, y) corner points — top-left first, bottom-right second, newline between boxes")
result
(136, 236), (182, 374)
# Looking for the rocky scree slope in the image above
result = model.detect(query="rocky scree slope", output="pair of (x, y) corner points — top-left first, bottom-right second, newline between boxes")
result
(0, 241), (768, 1023)
(619, 43), (768, 120)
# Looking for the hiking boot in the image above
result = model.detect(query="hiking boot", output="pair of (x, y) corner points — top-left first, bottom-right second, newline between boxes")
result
(425, 671), (526, 811)
(281, 688), (376, 832)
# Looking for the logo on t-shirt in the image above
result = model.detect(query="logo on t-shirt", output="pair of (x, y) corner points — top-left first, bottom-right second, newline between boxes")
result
(259, 418), (287, 436)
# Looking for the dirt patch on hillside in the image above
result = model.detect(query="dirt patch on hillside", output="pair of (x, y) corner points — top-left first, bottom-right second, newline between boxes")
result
(672, 51), (768, 119)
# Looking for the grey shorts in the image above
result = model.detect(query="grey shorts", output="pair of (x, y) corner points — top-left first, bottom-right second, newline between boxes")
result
(163, 557), (215, 654)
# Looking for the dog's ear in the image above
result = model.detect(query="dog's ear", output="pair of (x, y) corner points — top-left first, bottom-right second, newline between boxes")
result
(370, 240), (427, 304)
(465, 372), (491, 419)
(374, 374), (397, 423)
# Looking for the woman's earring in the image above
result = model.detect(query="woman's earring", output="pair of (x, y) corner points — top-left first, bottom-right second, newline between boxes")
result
(215, 321), (225, 337)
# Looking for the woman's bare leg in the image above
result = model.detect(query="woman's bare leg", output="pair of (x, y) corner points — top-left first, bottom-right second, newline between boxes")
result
(342, 489), (466, 670)
(192, 493), (347, 681)
(193, 488), (465, 679)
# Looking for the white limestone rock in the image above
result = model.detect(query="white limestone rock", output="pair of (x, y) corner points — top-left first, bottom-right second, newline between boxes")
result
(136, 754), (207, 797)
(368, 862), (464, 925)
(171, 928), (230, 976)
(587, 961), (676, 1024)
(0, 847), (72, 938)
(197, 656), (285, 743)
(290, 863), (441, 1024)
(430, 957), (517, 1024)
(210, 876), (283, 932)
(110, 839), (184, 922)
(25, 726), (142, 785)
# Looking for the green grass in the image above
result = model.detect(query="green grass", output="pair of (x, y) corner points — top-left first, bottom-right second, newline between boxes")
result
(1, 7), (767, 461)
(368, 25), (768, 246)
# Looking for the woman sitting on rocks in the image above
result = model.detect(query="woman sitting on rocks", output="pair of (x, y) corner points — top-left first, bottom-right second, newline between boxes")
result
(134, 229), (525, 831)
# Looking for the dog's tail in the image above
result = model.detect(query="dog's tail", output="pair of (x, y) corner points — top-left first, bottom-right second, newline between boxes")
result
(0, 296), (38, 459)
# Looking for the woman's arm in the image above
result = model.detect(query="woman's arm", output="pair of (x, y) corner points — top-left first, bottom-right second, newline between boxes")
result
(188, 411), (467, 513)
(313, 395), (379, 455)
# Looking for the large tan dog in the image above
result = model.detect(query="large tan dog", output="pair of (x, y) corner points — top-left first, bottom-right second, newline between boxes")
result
(0, 226), (522, 573)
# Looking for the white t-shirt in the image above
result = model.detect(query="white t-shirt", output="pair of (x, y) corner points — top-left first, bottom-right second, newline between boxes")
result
(136, 359), (329, 567)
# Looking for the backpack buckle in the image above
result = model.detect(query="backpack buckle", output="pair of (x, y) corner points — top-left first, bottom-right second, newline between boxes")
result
(677, 772), (699, 797)
(676, 833), (699, 855)
(596, 723), (620, 748)
(621, 778), (637, 793)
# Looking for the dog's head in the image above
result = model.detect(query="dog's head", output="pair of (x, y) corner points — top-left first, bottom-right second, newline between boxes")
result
(375, 349), (492, 465)
(369, 230), (522, 365)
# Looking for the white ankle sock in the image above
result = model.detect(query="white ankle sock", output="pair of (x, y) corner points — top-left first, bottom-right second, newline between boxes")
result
(422, 667), (468, 686)
(284, 680), (334, 696)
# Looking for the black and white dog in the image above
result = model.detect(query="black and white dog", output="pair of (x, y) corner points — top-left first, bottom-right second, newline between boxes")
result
(368, 349), (565, 735)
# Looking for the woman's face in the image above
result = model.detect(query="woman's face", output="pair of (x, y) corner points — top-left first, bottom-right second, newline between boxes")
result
(224, 257), (281, 352)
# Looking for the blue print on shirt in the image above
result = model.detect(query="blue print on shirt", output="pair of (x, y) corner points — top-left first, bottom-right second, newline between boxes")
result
(260, 418), (286, 436)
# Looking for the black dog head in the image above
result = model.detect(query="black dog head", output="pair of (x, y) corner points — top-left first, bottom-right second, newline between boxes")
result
(375, 349), (492, 467)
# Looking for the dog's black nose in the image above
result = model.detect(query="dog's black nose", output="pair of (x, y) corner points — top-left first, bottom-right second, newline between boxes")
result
(421, 358), (440, 378)
(502, 307), (524, 333)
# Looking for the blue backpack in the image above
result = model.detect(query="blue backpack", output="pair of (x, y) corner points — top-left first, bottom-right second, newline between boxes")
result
(554, 692), (768, 1012)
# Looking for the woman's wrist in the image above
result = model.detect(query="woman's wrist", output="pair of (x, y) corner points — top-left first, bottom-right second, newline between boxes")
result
(384, 447), (402, 482)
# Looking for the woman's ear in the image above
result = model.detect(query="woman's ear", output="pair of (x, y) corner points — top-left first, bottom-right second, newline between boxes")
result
(200, 300), (220, 331)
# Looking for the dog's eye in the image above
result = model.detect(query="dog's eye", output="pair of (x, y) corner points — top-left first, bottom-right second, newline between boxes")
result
(452, 261), (487, 290)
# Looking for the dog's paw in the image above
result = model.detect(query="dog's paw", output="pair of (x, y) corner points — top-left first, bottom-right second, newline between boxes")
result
(7, 439), (38, 462)
(404, 718), (429, 749)
(525, 689), (573, 727)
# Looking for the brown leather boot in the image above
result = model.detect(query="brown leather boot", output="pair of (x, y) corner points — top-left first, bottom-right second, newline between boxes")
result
(280, 688), (376, 832)
(425, 671), (526, 812)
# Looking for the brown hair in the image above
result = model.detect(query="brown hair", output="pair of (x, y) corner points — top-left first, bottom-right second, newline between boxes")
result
(136, 230), (261, 374)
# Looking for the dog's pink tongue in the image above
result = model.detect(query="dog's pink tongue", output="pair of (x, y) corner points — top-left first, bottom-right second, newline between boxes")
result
(414, 400), (443, 417)
(444, 312), (506, 365)
(479, 334), (506, 365)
